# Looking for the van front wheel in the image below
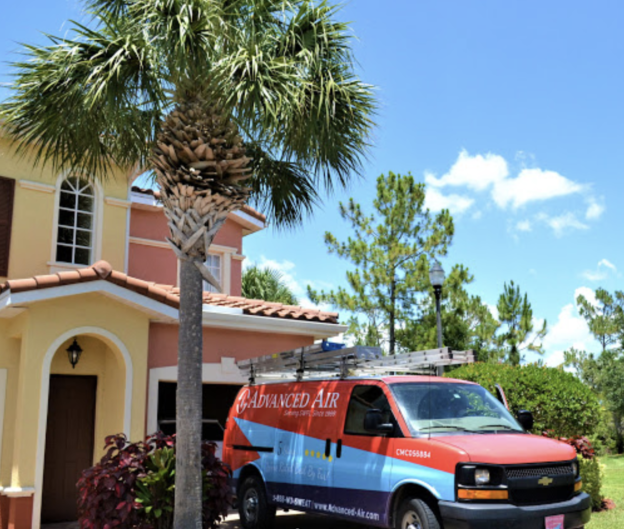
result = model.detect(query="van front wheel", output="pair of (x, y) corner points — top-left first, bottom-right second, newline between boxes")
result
(396, 498), (440, 529)
(238, 475), (276, 529)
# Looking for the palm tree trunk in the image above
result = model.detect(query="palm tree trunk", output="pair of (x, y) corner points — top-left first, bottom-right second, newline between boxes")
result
(175, 259), (204, 529)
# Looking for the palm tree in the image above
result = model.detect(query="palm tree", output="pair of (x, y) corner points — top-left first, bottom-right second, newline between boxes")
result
(242, 264), (299, 305)
(1, 0), (375, 526)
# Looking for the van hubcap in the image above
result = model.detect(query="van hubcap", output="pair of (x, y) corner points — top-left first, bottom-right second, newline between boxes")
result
(402, 510), (422, 529)
(243, 489), (259, 522)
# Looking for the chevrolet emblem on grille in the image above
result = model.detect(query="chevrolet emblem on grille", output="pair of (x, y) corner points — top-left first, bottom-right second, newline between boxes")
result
(538, 476), (554, 486)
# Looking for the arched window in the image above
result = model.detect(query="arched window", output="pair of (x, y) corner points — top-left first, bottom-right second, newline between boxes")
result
(56, 176), (95, 265)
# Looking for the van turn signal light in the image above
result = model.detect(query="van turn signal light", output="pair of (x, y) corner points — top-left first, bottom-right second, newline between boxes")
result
(574, 480), (583, 492)
(458, 489), (509, 501)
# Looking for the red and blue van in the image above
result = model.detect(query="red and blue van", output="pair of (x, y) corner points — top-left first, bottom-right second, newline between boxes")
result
(223, 375), (591, 529)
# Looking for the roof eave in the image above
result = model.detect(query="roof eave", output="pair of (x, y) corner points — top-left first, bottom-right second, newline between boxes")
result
(0, 282), (345, 339)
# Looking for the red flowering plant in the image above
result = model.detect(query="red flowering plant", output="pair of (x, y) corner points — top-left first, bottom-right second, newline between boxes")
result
(77, 433), (232, 529)
(542, 430), (596, 459)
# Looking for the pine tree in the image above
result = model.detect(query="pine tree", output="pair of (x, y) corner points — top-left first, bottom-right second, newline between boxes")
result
(397, 264), (499, 360)
(566, 288), (624, 452)
(496, 281), (547, 365)
(308, 172), (454, 354)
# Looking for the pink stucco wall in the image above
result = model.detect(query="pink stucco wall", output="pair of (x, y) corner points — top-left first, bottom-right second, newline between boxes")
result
(128, 243), (178, 285)
(231, 259), (242, 297)
(148, 323), (314, 369)
(130, 207), (243, 250)
(130, 208), (169, 240)
(128, 206), (244, 288)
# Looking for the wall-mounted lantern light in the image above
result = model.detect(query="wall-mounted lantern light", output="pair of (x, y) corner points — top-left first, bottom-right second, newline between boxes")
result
(66, 338), (83, 369)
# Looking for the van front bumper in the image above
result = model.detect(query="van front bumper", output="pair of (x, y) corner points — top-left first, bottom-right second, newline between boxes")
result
(438, 492), (591, 529)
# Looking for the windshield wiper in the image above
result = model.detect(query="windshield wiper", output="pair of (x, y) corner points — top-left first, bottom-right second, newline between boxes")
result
(477, 424), (520, 431)
(419, 425), (478, 433)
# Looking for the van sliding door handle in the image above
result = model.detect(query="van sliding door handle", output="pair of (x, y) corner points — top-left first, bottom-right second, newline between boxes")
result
(325, 439), (331, 458)
(336, 439), (342, 458)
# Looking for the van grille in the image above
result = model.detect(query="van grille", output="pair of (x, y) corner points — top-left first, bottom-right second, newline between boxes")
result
(510, 485), (574, 506)
(506, 463), (573, 479)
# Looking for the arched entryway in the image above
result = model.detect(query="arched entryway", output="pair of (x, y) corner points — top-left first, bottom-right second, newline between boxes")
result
(34, 328), (133, 529)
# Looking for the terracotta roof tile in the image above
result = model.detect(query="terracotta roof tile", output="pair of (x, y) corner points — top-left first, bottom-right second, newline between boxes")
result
(57, 270), (82, 284)
(34, 274), (60, 288)
(0, 261), (339, 324)
(6, 277), (37, 293)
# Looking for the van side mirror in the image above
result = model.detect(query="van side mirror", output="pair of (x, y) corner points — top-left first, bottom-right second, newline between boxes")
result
(517, 410), (534, 431)
(364, 409), (394, 435)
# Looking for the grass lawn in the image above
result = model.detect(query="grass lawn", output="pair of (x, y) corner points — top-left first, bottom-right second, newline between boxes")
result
(587, 455), (624, 528)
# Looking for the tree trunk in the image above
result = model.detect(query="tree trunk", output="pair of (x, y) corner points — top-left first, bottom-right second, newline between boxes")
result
(174, 260), (204, 529)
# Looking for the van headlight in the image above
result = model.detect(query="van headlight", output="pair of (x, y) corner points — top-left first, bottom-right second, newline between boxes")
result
(571, 460), (579, 477)
(475, 468), (491, 485)
(457, 464), (503, 487)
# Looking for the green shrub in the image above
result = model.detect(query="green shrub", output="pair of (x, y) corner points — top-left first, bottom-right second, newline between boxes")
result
(448, 363), (600, 437)
(579, 456), (604, 510)
(78, 433), (232, 529)
(135, 447), (176, 529)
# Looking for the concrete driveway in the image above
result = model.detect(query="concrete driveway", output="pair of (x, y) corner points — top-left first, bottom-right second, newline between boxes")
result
(221, 511), (368, 529)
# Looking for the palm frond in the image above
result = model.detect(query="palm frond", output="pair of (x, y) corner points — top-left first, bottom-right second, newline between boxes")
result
(213, 0), (377, 193)
(0, 16), (164, 178)
(246, 143), (319, 229)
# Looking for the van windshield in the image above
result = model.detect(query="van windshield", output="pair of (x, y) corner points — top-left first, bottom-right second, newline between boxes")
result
(391, 382), (525, 436)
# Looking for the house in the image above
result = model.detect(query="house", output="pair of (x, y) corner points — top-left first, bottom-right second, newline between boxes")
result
(0, 134), (345, 528)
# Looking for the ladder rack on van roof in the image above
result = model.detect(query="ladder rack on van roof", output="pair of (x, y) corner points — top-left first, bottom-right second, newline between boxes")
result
(237, 342), (475, 384)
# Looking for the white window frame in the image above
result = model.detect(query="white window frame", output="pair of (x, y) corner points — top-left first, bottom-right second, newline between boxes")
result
(204, 253), (223, 293)
(49, 172), (103, 273)
(176, 245), (237, 294)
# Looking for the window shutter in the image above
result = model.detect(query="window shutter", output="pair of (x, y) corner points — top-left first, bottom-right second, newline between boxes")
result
(0, 176), (16, 276)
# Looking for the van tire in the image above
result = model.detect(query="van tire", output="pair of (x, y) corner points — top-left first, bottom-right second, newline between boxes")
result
(396, 497), (440, 529)
(238, 475), (276, 529)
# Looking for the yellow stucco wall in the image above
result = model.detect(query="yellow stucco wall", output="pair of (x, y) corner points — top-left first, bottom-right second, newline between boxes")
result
(0, 318), (21, 488)
(0, 292), (150, 489)
(0, 136), (132, 282)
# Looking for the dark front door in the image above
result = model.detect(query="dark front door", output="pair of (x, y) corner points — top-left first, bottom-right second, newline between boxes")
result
(42, 375), (97, 523)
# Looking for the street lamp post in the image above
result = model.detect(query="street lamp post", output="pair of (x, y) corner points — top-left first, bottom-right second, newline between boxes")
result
(429, 261), (445, 376)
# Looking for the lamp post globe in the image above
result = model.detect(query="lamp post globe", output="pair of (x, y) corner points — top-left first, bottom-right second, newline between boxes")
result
(429, 261), (445, 376)
(429, 260), (445, 288)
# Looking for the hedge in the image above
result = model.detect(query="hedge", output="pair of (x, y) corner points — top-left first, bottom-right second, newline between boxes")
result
(447, 363), (600, 438)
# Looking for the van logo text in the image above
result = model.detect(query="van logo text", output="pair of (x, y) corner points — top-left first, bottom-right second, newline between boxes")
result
(236, 388), (340, 414)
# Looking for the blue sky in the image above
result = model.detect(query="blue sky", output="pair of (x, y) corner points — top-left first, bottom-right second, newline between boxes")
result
(1, 0), (622, 364)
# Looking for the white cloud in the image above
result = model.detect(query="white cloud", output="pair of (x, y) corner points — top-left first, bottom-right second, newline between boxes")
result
(586, 198), (605, 220)
(424, 188), (474, 214)
(581, 259), (618, 282)
(536, 212), (588, 237)
(427, 151), (593, 220)
(516, 219), (532, 232)
(574, 286), (597, 307)
(492, 168), (585, 209)
(542, 287), (600, 366)
(425, 150), (508, 191)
